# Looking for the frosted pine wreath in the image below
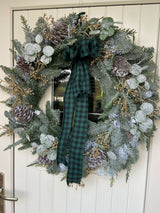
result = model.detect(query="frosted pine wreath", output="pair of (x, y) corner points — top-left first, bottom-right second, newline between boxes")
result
(0, 12), (160, 186)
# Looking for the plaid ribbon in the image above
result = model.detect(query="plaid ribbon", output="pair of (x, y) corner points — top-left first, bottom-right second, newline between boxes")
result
(57, 39), (100, 185)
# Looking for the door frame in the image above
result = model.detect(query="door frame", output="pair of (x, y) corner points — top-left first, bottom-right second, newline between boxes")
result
(8, 1), (160, 212)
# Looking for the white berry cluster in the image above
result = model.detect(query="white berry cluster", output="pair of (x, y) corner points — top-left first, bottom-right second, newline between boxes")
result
(23, 34), (54, 65)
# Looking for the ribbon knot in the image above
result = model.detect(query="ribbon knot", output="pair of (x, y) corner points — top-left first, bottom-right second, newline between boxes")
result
(62, 39), (100, 96)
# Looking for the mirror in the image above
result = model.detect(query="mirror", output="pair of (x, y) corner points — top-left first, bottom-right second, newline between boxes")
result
(53, 70), (103, 122)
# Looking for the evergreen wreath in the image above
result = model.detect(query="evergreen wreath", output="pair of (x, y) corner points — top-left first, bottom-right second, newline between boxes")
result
(0, 12), (160, 185)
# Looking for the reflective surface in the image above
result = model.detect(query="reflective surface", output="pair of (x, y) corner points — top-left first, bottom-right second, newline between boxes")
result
(53, 70), (103, 122)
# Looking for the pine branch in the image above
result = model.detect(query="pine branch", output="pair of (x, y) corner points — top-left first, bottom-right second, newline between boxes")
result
(0, 65), (23, 77)
(104, 91), (120, 111)
(0, 85), (11, 94)
(20, 15), (32, 33)
(91, 61), (112, 96)
(27, 161), (39, 167)
(126, 163), (131, 182)
(57, 12), (78, 25)
(54, 38), (77, 56)
(18, 142), (32, 150)
(4, 139), (23, 151)
(0, 130), (8, 137)
(88, 121), (110, 138)
(123, 28), (136, 43)
(9, 48), (18, 60)
(38, 82), (50, 100)
(39, 67), (62, 80)
(22, 80), (50, 108)
(46, 101), (52, 121)
(12, 39), (23, 55)
(46, 163), (60, 174)
(20, 15), (34, 42)
(32, 16), (48, 36)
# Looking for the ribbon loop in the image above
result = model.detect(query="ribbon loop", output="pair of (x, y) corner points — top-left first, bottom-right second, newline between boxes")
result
(62, 39), (100, 61)
(62, 39), (100, 96)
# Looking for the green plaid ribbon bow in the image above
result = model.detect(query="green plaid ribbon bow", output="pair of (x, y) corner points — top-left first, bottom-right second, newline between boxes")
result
(57, 39), (100, 185)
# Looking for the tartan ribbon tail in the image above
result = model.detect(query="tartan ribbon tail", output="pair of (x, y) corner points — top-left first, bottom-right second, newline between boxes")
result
(57, 39), (100, 185)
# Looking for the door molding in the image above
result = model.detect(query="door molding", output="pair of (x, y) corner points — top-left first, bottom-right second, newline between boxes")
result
(9, 2), (160, 213)
(10, 0), (160, 11)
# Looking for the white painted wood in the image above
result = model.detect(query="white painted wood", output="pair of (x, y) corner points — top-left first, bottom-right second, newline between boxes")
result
(0, 1), (14, 213)
(89, 6), (106, 18)
(11, 5), (160, 213)
(144, 5), (160, 213)
(1, 1), (160, 213)
(52, 175), (68, 213)
(111, 172), (129, 213)
(39, 171), (54, 213)
(145, 123), (160, 213)
(106, 6), (123, 22)
(138, 5), (160, 48)
(95, 176), (113, 213)
(8, 0), (160, 11)
(123, 5), (141, 44)
(126, 145), (148, 213)
(81, 175), (97, 213)
(66, 183), (82, 213)
(13, 10), (31, 213)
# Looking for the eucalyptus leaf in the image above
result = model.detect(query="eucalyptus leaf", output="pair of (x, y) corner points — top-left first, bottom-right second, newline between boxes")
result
(104, 58), (113, 70)
(107, 151), (117, 160)
(144, 81), (150, 90)
(126, 78), (139, 90)
(135, 110), (146, 123)
(114, 21), (123, 24)
(130, 64), (142, 75)
(140, 102), (154, 115)
(99, 30), (108, 41)
(47, 149), (57, 161)
(137, 74), (147, 83)
(88, 18), (98, 24)
(108, 28), (115, 36)
(102, 17), (114, 26)
(36, 145), (46, 154)
(139, 118), (153, 132)
(14, 127), (25, 135)
(89, 30), (100, 35)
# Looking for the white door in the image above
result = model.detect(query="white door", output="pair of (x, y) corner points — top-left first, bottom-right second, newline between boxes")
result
(1, 1), (160, 213)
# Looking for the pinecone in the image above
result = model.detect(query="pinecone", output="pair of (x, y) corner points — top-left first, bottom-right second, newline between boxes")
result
(88, 147), (107, 169)
(124, 131), (133, 141)
(112, 56), (131, 77)
(38, 155), (51, 165)
(13, 105), (34, 123)
(49, 22), (68, 46)
(16, 56), (33, 73)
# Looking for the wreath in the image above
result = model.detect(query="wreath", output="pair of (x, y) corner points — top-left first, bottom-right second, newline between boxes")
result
(0, 12), (160, 186)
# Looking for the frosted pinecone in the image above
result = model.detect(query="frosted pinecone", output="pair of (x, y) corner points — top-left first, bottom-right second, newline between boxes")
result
(124, 131), (133, 141)
(85, 140), (98, 151)
(48, 22), (68, 46)
(38, 155), (51, 165)
(13, 106), (34, 123)
(16, 56), (33, 73)
(112, 56), (131, 77)
(88, 147), (107, 169)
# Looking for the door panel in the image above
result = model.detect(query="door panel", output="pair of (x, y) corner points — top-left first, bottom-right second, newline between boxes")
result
(0, 2), (159, 213)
